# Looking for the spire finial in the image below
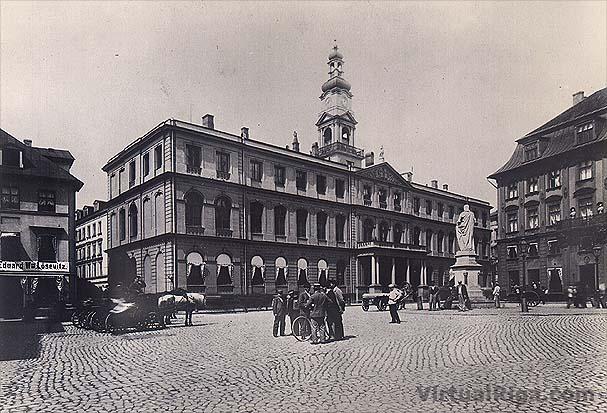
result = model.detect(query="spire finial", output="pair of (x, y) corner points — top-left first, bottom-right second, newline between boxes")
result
(333, 39), (338, 51)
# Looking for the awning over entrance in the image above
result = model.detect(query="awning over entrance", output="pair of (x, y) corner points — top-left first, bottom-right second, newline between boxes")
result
(29, 226), (69, 240)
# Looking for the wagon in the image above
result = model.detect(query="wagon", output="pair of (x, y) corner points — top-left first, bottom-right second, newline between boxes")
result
(361, 293), (389, 311)
(104, 294), (164, 333)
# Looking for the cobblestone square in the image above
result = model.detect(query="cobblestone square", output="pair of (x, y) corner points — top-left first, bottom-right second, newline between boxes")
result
(1, 305), (607, 412)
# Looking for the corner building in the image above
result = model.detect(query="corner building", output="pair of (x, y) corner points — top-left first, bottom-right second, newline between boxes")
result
(489, 88), (607, 295)
(103, 47), (491, 299)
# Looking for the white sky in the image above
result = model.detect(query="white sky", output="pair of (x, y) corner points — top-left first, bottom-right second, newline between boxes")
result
(1, 1), (606, 207)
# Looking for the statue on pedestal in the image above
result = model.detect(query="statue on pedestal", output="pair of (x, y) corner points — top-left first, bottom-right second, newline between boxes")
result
(456, 204), (476, 253)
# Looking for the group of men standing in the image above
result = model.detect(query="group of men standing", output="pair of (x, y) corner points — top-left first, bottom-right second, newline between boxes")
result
(272, 280), (346, 344)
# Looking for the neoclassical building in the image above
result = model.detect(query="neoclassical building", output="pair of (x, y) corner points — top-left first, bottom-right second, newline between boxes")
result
(75, 200), (109, 288)
(102, 47), (491, 299)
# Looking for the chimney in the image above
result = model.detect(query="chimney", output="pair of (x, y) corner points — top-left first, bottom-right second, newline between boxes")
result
(292, 131), (300, 152)
(201, 114), (214, 129)
(311, 142), (319, 156)
(364, 151), (375, 167)
(401, 171), (413, 182)
(442, 183), (449, 191)
(572, 91), (585, 106)
(23, 139), (32, 147)
(431, 180), (438, 189)
(240, 127), (249, 140)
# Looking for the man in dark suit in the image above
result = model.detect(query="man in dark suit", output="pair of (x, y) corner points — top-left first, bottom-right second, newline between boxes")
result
(457, 280), (469, 312)
(305, 283), (328, 344)
(272, 290), (287, 337)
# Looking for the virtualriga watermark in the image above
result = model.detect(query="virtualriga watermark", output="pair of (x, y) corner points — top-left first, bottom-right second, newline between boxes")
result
(416, 385), (604, 403)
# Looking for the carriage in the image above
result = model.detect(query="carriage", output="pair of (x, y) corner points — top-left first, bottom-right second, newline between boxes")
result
(361, 283), (414, 311)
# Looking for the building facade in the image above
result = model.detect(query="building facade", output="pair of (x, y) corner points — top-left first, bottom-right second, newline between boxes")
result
(0, 129), (82, 319)
(489, 88), (607, 295)
(102, 47), (492, 299)
(75, 200), (109, 288)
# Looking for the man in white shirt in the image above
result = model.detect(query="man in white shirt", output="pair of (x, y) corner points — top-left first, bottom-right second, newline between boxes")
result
(388, 284), (403, 324)
(493, 283), (501, 308)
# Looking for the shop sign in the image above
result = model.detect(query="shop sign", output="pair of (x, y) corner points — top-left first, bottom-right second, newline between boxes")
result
(0, 261), (70, 273)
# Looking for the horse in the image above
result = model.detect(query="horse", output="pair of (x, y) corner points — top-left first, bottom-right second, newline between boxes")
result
(158, 291), (206, 326)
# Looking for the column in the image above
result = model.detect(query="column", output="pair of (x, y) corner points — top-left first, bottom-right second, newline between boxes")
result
(391, 257), (396, 285)
(375, 256), (380, 285)
(406, 258), (411, 283)
(371, 255), (377, 285)
(422, 260), (427, 285)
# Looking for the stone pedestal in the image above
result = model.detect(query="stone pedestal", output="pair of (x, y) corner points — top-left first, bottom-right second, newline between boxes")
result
(450, 251), (487, 302)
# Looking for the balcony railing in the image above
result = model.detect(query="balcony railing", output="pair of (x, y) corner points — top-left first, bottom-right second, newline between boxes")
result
(555, 214), (606, 231)
(363, 199), (372, 206)
(216, 170), (230, 180)
(316, 142), (365, 158)
(187, 165), (202, 175)
(357, 240), (428, 252)
(216, 228), (233, 237)
(186, 225), (205, 235)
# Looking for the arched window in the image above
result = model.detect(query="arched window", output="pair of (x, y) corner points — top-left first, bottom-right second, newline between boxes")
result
(143, 255), (152, 293)
(216, 253), (233, 285)
(296, 209), (308, 239)
(297, 258), (308, 286)
(335, 214), (346, 242)
(317, 211), (327, 241)
(448, 232), (455, 253)
(437, 231), (445, 253)
(323, 128), (332, 145)
(156, 252), (166, 292)
(250, 201), (264, 234)
(186, 251), (205, 289)
(119, 209), (126, 241)
(215, 196), (232, 234)
(426, 230), (433, 252)
(129, 204), (139, 238)
(379, 221), (389, 242)
(318, 259), (328, 286)
(275, 257), (287, 285)
(393, 223), (403, 244)
(142, 198), (152, 237)
(274, 205), (287, 237)
(412, 227), (421, 246)
(251, 255), (265, 285)
(336, 260), (346, 286)
(341, 127), (350, 144)
(185, 191), (204, 227)
(363, 219), (374, 242)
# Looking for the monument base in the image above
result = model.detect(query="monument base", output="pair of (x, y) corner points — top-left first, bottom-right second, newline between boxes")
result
(450, 251), (490, 303)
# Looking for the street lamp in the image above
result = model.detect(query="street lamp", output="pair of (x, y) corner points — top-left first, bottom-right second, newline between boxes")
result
(592, 245), (602, 308)
(519, 238), (528, 312)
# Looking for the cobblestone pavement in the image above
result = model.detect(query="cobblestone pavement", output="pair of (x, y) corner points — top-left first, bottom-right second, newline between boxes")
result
(1, 304), (607, 412)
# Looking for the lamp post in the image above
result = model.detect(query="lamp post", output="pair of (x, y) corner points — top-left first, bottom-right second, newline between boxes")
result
(519, 238), (528, 312)
(592, 245), (602, 308)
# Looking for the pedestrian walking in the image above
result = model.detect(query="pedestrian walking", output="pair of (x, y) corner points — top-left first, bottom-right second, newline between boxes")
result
(429, 282), (440, 311)
(271, 290), (287, 337)
(457, 280), (469, 312)
(388, 284), (403, 323)
(305, 283), (328, 344)
(566, 285), (575, 308)
(326, 280), (345, 340)
(493, 283), (501, 308)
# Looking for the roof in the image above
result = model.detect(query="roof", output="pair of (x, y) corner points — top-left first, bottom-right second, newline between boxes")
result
(489, 87), (607, 179)
(33, 147), (75, 163)
(0, 128), (83, 189)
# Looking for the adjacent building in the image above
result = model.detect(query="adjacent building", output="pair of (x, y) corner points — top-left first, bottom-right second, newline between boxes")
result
(0, 129), (83, 319)
(75, 200), (109, 288)
(102, 46), (492, 299)
(488, 88), (607, 295)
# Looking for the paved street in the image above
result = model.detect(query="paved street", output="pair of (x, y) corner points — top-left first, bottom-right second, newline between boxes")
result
(1, 305), (607, 412)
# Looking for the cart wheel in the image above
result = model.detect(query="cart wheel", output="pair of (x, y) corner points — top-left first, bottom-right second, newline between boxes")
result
(291, 316), (312, 341)
(378, 302), (387, 311)
(71, 311), (80, 327)
(362, 303), (369, 311)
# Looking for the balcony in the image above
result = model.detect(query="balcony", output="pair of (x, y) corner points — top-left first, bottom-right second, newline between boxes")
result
(187, 165), (202, 175)
(363, 199), (372, 206)
(316, 141), (365, 158)
(379, 201), (387, 209)
(394, 204), (401, 212)
(216, 228), (233, 237)
(216, 170), (230, 180)
(357, 240), (428, 253)
(186, 225), (205, 235)
(555, 214), (606, 232)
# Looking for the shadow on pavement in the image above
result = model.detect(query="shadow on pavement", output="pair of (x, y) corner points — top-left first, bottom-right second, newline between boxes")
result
(0, 320), (65, 361)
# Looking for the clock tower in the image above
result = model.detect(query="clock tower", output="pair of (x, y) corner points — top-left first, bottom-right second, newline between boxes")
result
(315, 44), (363, 168)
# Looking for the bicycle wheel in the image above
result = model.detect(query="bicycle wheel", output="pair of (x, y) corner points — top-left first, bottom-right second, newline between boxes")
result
(292, 316), (312, 342)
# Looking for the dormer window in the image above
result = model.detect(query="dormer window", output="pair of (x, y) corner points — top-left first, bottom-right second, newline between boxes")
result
(0, 148), (23, 168)
(576, 122), (595, 145)
(341, 127), (350, 144)
(524, 143), (539, 161)
(323, 128), (332, 145)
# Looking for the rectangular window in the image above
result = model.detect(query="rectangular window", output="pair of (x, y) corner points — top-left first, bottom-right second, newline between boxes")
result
(528, 242), (539, 257)
(0, 148), (22, 167)
(414, 197), (420, 214)
(317, 214), (327, 241)
(576, 122), (594, 144)
(154, 145), (163, 170)
(507, 183), (518, 199)
(109, 174), (115, 198)
(527, 207), (539, 229)
(448, 206), (454, 219)
(128, 160), (136, 187)
(579, 197), (593, 218)
(316, 175), (327, 195)
(335, 179), (345, 198)
(507, 246), (518, 259)
(296, 170), (307, 191)
(250, 160), (263, 182)
(186, 145), (202, 174)
(296, 210), (307, 239)
(0, 186), (19, 210)
(143, 153), (150, 177)
(507, 212), (518, 233)
(437, 202), (444, 218)
(274, 165), (286, 186)
(526, 177), (538, 194)
(216, 152), (230, 178)
(547, 170), (560, 189)
(363, 185), (372, 206)
(578, 161), (592, 181)
(119, 209), (126, 241)
(482, 212), (488, 227)
(425, 200), (432, 215)
(548, 240), (560, 255)
(524, 144), (538, 161)
(547, 203), (561, 225)
(38, 190), (56, 212)
(118, 168), (125, 193)
(37, 235), (57, 262)
(393, 192), (401, 211)
(378, 188), (387, 209)
(336, 215), (345, 242)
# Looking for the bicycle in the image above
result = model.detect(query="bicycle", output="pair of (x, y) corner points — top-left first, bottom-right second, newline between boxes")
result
(291, 315), (313, 341)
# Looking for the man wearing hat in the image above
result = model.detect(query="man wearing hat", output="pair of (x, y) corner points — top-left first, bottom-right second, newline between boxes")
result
(305, 283), (329, 344)
(388, 284), (403, 324)
(272, 290), (287, 337)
